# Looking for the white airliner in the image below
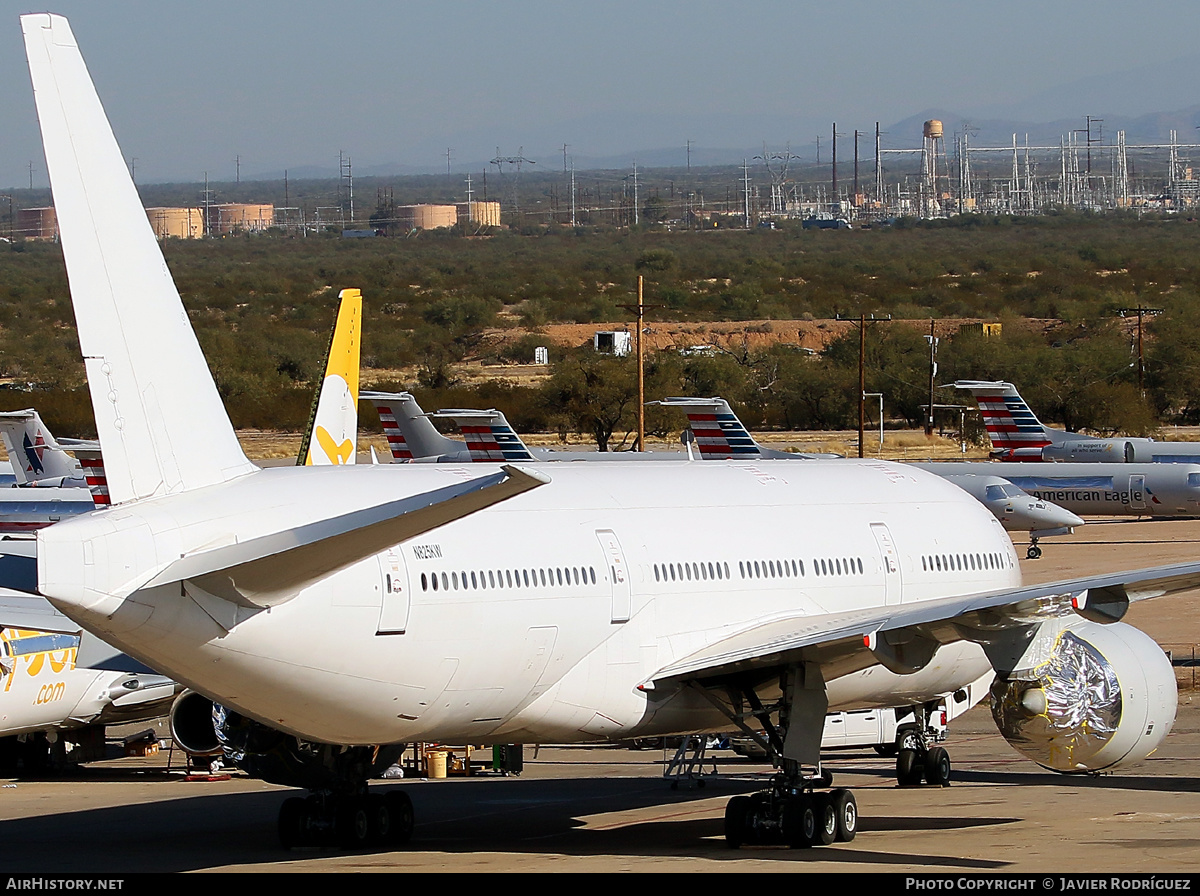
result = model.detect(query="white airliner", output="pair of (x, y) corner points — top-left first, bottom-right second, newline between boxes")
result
(22, 13), (1200, 852)
(957, 380), (1200, 463)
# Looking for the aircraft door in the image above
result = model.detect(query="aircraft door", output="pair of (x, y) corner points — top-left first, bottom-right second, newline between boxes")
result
(595, 529), (631, 623)
(870, 522), (902, 605)
(376, 548), (411, 634)
(1129, 475), (1147, 511)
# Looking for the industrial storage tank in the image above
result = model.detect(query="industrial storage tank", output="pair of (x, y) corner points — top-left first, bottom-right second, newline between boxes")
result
(145, 207), (203, 239)
(923, 119), (944, 139)
(16, 207), (57, 239)
(457, 201), (501, 227)
(397, 204), (457, 230)
(208, 203), (275, 234)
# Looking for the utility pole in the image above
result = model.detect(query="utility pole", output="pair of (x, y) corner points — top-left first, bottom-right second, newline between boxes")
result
(1116, 306), (1163, 397)
(925, 319), (938, 437)
(839, 313), (891, 457)
(618, 278), (663, 451)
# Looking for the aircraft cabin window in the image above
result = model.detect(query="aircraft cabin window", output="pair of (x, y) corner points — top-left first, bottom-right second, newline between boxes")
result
(590, 567), (597, 584)
(421, 573), (428, 591)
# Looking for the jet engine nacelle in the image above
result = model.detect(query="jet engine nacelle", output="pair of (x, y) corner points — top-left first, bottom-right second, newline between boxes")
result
(1042, 440), (1139, 463)
(990, 621), (1176, 773)
(168, 690), (220, 755)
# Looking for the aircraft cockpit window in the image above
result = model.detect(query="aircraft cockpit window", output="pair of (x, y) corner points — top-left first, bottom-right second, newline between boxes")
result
(1189, 473), (1200, 488)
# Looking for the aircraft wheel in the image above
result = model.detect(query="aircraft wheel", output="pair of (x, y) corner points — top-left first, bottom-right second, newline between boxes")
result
(278, 797), (309, 849)
(814, 792), (838, 846)
(724, 795), (752, 848)
(896, 748), (925, 786)
(364, 793), (391, 846)
(829, 789), (858, 842)
(783, 795), (817, 849)
(384, 790), (414, 845)
(1027, 545), (1042, 560)
(337, 797), (371, 849)
(925, 746), (952, 786)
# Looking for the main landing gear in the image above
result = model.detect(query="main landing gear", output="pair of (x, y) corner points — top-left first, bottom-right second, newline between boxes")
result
(724, 773), (858, 849)
(688, 667), (861, 850)
(278, 787), (414, 850)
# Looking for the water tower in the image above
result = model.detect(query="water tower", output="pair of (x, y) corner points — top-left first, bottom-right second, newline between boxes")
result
(922, 119), (950, 216)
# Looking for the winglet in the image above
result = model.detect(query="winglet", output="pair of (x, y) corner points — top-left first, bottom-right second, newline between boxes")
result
(22, 14), (256, 503)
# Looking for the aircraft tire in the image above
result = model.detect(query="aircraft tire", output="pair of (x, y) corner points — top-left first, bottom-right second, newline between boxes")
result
(925, 746), (952, 786)
(783, 795), (817, 849)
(829, 789), (858, 842)
(724, 795), (752, 848)
(896, 748), (925, 786)
(1027, 545), (1042, 560)
(278, 797), (309, 849)
(337, 797), (371, 849)
(814, 792), (838, 845)
(384, 790), (414, 845)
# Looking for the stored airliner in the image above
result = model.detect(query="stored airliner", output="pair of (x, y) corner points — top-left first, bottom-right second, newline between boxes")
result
(652, 396), (1085, 553)
(22, 13), (1200, 852)
(957, 380), (1200, 463)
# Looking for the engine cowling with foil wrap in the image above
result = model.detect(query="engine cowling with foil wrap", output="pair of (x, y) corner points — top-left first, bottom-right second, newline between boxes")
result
(988, 619), (1176, 773)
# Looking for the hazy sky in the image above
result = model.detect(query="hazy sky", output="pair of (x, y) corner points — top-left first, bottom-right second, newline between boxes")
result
(4, 1), (1200, 187)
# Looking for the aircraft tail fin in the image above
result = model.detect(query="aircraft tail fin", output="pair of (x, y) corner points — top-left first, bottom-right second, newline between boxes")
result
(360, 391), (463, 461)
(298, 289), (362, 466)
(953, 380), (1076, 456)
(431, 409), (536, 462)
(0, 410), (81, 485)
(22, 14), (256, 505)
(70, 445), (111, 508)
(648, 397), (763, 459)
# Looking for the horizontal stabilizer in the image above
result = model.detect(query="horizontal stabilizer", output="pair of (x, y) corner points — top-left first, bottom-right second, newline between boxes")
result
(0, 589), (80, 635)
(146, 464), (551, 606)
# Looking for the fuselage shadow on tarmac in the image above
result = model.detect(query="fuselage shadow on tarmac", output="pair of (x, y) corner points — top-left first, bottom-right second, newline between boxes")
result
(0, 772), (1026, 872)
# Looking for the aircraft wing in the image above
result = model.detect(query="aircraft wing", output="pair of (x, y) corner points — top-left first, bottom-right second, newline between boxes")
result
(647, 561), (1200, 688)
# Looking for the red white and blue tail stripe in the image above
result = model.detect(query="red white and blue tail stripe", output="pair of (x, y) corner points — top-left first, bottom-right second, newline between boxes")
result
(955, 381), (1051, 460)
(649, 397), (763, 459)
(432, 410), (535, 463)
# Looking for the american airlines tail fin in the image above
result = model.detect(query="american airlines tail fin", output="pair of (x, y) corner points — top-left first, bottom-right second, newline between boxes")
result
(0, 411), (82, 485)
(22, 14), (256, 504)
(298, 289), (362, 466)
(648, 397), (764, 459)
(69, 446), (110, 508)
(360, 391), (463, 461)
(430, 409), (536, 462)
(954, 380), (1083, 458)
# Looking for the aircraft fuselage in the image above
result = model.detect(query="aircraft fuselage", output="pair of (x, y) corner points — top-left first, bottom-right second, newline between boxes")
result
(38, 459), (1015, 746)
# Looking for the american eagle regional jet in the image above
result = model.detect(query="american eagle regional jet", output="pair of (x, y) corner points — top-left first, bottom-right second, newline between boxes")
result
(20, 12), (1200, 851)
